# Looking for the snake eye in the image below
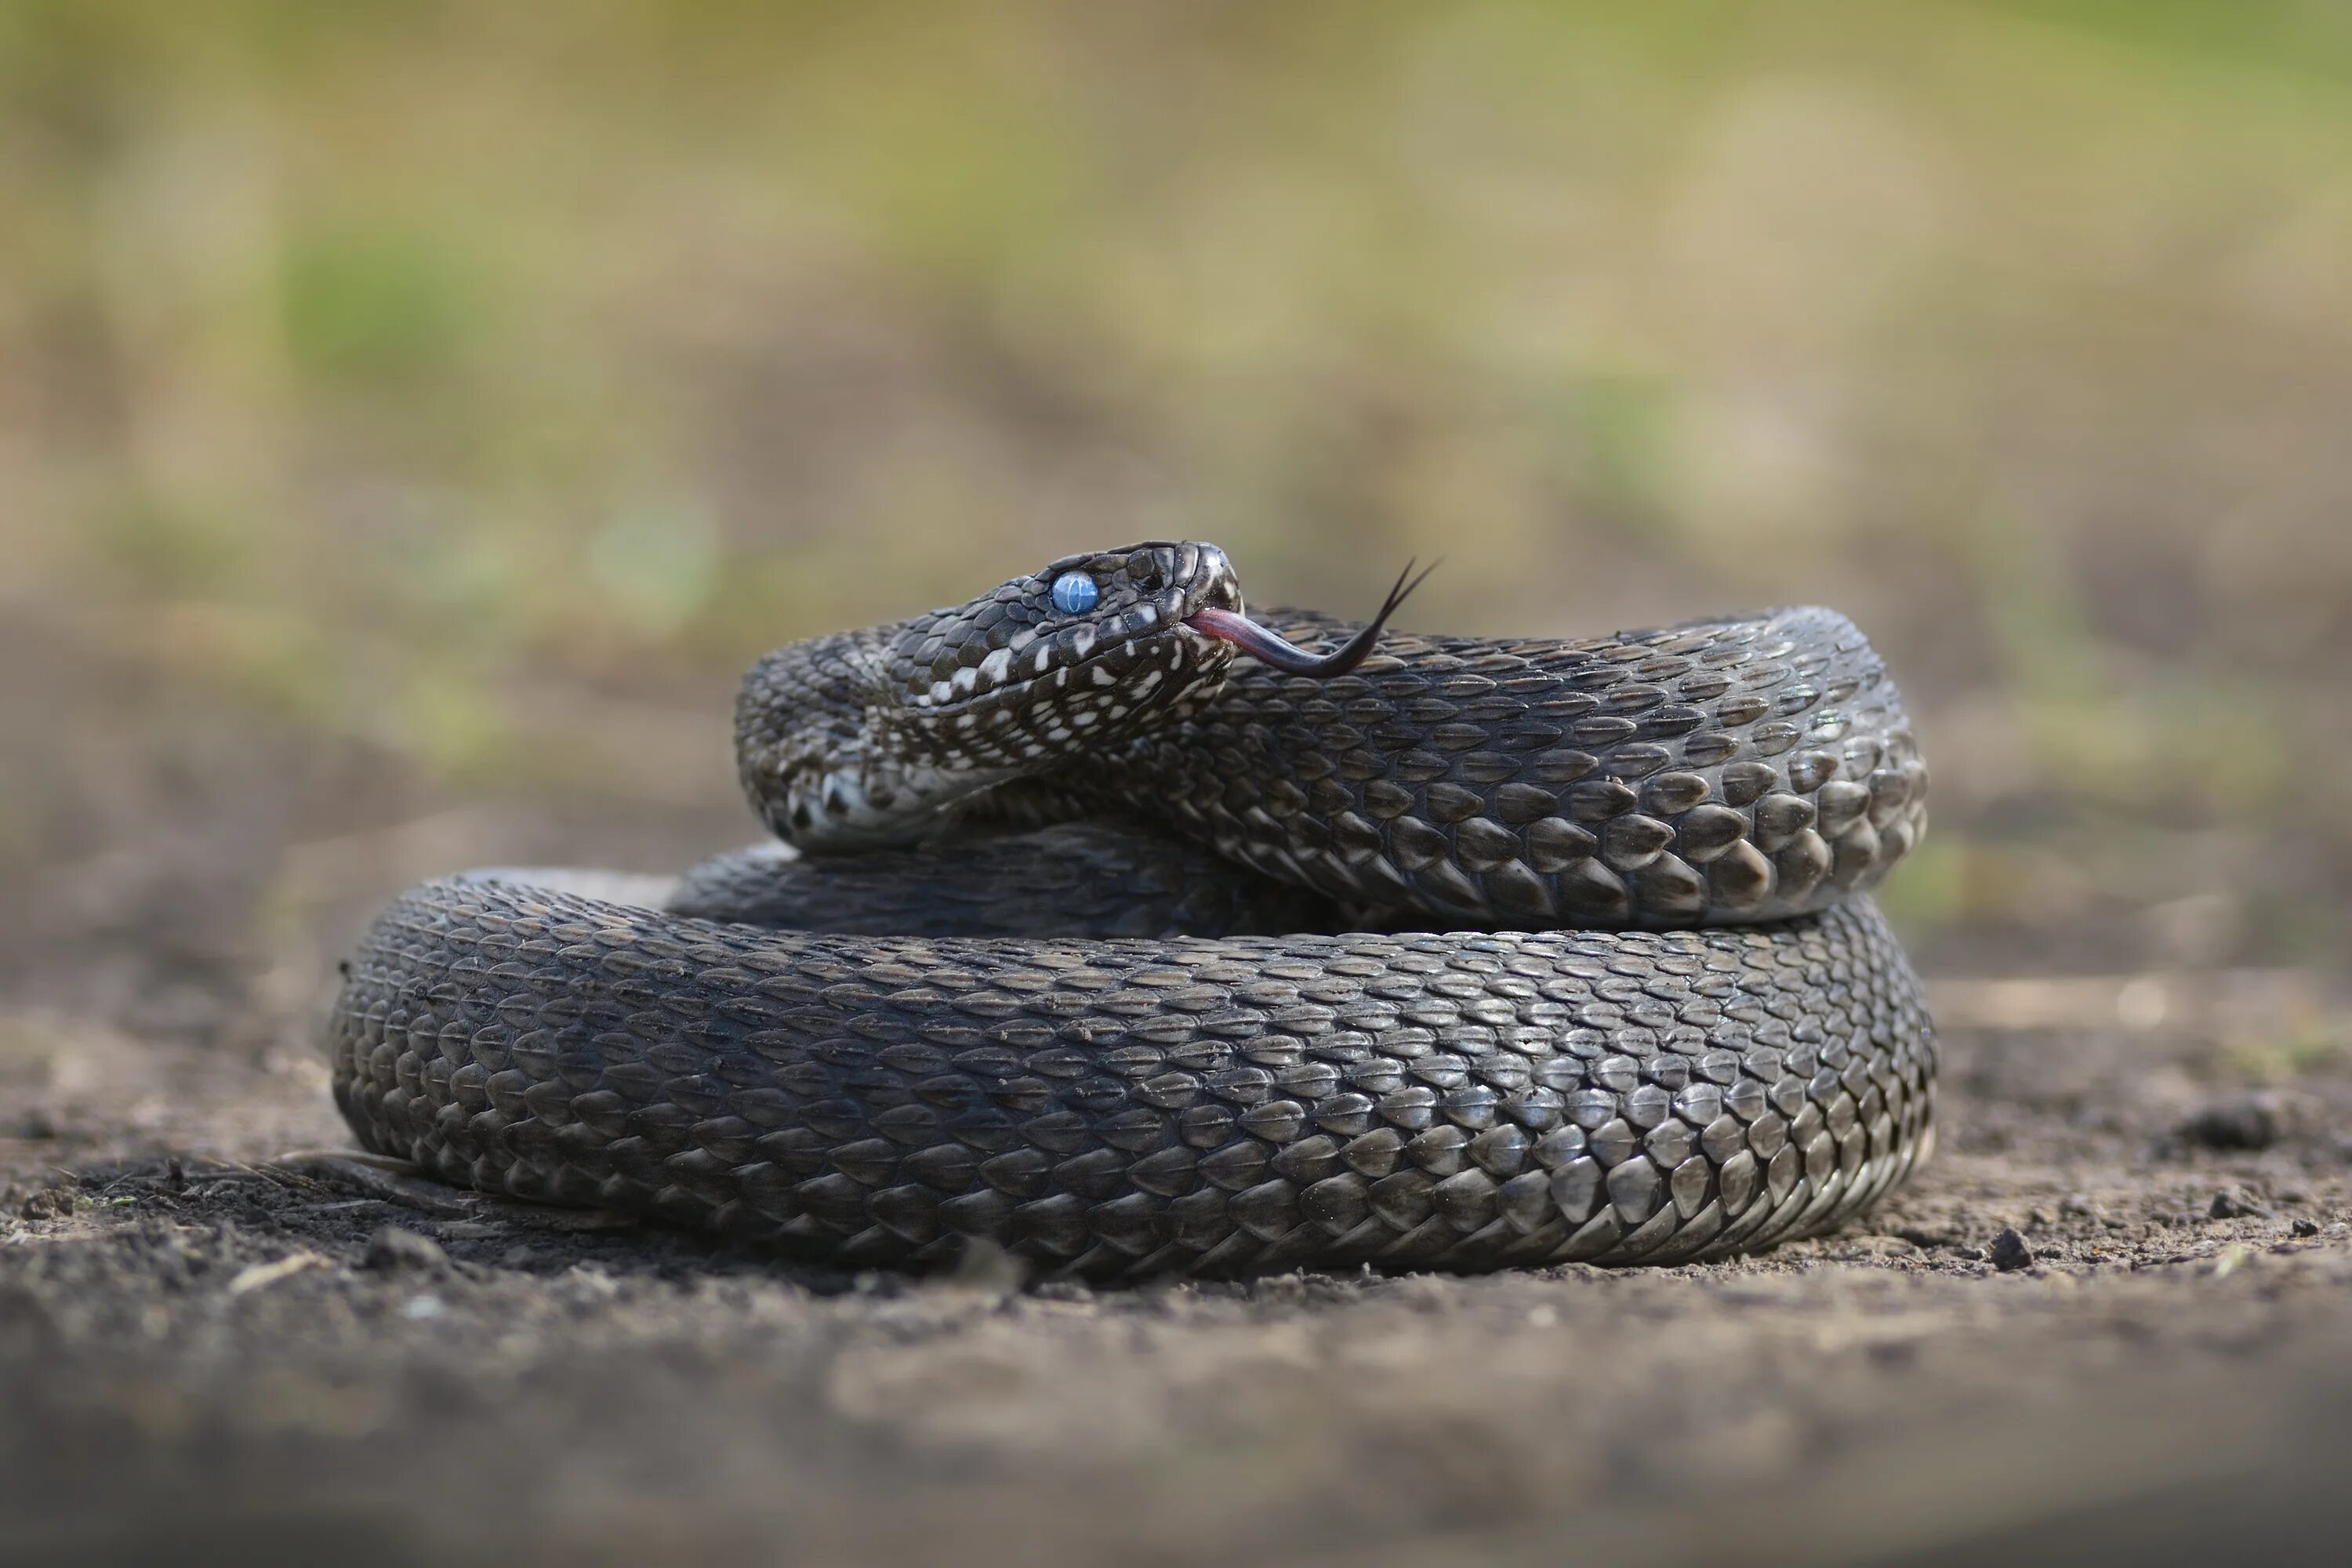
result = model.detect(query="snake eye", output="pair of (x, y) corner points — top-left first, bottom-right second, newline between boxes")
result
(1050, 571), (1099, 615)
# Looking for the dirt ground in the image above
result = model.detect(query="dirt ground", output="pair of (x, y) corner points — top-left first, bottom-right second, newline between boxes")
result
(12, 8), (2352, 1563)
(1, 638), (2347, 1568)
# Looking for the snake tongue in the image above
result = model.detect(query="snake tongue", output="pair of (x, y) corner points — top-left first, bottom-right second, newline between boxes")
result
(1185, 607), (1384, 678)
(1185, 557), (1437, 679)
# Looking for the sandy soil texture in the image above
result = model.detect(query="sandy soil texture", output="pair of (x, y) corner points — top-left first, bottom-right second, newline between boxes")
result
(3, 757), (2347, 1567)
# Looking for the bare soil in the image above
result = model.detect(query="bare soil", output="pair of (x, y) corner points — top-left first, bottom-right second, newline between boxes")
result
(3, 643), (2348, 1568)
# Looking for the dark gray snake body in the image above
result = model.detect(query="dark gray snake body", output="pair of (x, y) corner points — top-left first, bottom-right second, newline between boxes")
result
(331, 543), (1935, 1277)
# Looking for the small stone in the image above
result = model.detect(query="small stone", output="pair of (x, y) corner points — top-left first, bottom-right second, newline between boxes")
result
(2289, 1218), (2321, 1239)
(2176, 1092), (2318, 1152)
(2207, 1189), (2272, 1221)
(1987, 1227), (2034, 1272)
(937, 1235), (1025, 1299)
(363, 1225), (451, 1272)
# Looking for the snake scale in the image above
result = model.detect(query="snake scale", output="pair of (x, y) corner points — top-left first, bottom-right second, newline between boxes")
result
(330, 541), (1935, 1278)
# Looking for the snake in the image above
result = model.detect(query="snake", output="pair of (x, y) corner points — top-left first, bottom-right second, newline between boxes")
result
(329, 541), (1935, 1278)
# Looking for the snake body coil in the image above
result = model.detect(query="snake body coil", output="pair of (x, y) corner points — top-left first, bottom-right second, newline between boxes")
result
(331, 542), (1935, 1277)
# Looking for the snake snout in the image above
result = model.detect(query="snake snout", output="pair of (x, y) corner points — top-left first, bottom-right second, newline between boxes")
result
(1178, 544), (1243, 618)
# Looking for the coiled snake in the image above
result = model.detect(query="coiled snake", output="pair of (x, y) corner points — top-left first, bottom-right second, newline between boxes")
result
(330, 542), (1935, 1278)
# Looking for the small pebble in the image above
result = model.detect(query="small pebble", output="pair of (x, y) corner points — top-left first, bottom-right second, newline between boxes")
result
(2290, 1218), (2321, 1239)
(937, 1236), (1025, 1299)
(2208, 1189), (2271, 1221)
(2176, 1092), (2317, 1152)
(364, 1225), (451, 1273)
(1988, 1228), (2034, 1272)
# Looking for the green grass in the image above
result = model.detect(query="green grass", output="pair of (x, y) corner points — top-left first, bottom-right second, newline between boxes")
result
(3, 0), (2347, 901)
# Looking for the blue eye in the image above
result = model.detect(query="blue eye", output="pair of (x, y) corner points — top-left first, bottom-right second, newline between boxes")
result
(1050, 571), (1099, 615)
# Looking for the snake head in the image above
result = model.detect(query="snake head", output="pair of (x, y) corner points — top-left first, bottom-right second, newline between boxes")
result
(898, 543), (1435, 739)
(749, 540), (1427, 851)
(893, 541), (1250, 760)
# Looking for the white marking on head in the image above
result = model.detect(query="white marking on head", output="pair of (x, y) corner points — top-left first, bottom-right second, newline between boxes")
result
(978, 646), (1013, 684)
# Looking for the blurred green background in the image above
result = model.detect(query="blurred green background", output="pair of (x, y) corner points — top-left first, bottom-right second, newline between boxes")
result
(5, 0), (2350, 982)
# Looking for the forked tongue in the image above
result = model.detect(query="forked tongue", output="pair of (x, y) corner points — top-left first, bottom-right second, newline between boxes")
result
(1186, 559), (1436, 678)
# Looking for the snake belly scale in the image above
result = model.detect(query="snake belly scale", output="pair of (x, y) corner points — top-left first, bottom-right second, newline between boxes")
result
(330, 542), (1936, 1278)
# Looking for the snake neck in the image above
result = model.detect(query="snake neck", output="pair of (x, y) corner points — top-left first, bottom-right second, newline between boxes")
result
(733, 622), (1019, 850)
